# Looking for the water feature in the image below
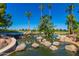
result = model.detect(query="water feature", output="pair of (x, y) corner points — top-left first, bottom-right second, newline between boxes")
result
(0, 32), (23, 35)
(9, 34), (79, 56)
(9, 42), (78, 56)
(0, 32), (23, 39)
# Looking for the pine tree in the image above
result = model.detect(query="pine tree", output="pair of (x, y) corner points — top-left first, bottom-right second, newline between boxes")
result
(39, 15), (54, 40)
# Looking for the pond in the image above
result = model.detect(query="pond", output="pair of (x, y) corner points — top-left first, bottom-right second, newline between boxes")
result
(9, 34), (79, 56)
(0, 32), (23, 35)
(9, 42), (78, 56)
(0, 32), (23, 39)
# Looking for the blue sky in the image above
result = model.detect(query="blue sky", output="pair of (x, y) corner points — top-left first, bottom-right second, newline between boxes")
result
(6, 3), (79, 30)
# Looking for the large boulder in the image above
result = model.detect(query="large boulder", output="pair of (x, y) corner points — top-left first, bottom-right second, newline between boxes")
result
(49, 45), (58, 51)
(56, 35), (61, 39)
(15, 43), (26, 51)
(42, 41), (51, 47)
(5, 39), (11, 45)
(36, 36), (43, 42)
(59, 36), (74, 43)
(0, 39), (7, 49)
(42, 39), (46, 42)
(65, 44), (78, 53)
(31, 42), (39, 48)
(64, 37), (73, 43)
(76, 41), (79, 47)
(59, 36), (66, 42)
(66, 34), (76, 41)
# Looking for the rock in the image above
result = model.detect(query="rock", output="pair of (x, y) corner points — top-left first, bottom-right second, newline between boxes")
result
(0, 39), (6, 49)
(76, 42), (79, 47)
(64, 37), (73, 43)
(15, 43), (26, 51)
(42, 41), (51, 47)
(49, 45), (58, 51)
(31, 42), (39, 48)
(37, 39), (42, 43)
(59, 36), (65, 42)
(56, 35), (61, 39)
(26, 41), (31, 44)
(53, 41), (60, 46)
(66, 34), (76, 41)
(36, 36), (42, 40)
(65, 44), (78, 53)
(58, 35), (78, 46)
(42, 39), (46, 42)
(0, 39), (5, 44)
(0, 37), (16, 55)
(36, 36), (43, 42)
(5, 39), (11, 44)
(59, 36), (73, 43)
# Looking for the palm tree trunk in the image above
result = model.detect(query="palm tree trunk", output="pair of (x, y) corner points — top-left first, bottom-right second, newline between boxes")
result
(69, 22), (73, 34)
(49, 9), (51, 16)
(28, 17), (30, 31)
(41, 10), (43, 19)
(71, 22), (74, 35)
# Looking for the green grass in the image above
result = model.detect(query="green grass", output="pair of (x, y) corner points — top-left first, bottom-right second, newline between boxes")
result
(55, 31), (68, 35)
(0, 29), (20, 33)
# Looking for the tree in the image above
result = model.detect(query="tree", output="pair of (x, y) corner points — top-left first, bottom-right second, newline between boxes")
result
(3, 14), (12, 29)
(66, 4), (76, 34)
(39, 3), (44, 18)
(38, 15), (54, 40)
(48, 3), (52, 16)
(0, 3), (6, 16)
(0, 3), (12, 29)
(25, 11), (32, 31)
(0, 3), (6, 28)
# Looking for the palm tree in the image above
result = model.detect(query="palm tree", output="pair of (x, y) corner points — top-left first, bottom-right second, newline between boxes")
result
(48, 3), (52, 16)
(66, 4), (74, 34)
(25, 11), (32, 31)
(39, 3), (44, 18)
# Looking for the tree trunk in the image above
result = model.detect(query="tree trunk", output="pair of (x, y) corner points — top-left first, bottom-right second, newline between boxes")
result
(28, 17), (30, 31)
(68, 21), (73, 34)
(49, 9), (51, 17)
(41, 10), (43, 19)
